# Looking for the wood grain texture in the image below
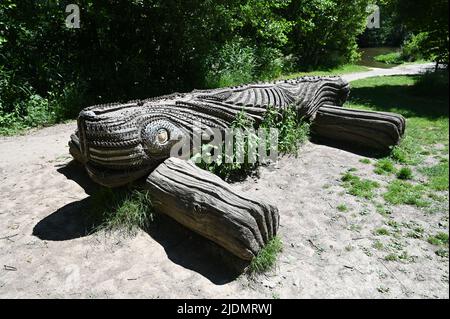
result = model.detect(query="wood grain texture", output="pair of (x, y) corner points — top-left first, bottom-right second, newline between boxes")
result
(145, 157), (280, 261)
(311, 105), (406, 152)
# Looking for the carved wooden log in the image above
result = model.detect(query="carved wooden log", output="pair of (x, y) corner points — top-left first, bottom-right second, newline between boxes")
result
(145, 157), (279, 261)
(311, 105), (406, 152)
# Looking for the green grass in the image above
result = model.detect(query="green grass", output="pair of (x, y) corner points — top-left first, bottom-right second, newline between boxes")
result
(89, 188), (154, 236)
(427, 232), (449, 246)
(360, 158), (371, 164)
(383, 180), (430, 208)
(420, 161), (449, 191)
(384, 253), (398, 261)
(374, 158), (396, 175)
(396, 167), (414, 180)
(341, 172), (380, 199)
(347, 73), (448, 213)
(374, 52), (403, 65)
(347, 74), (448, 166)
(374, 228), (390, 236)
(337, 204), (349, 212)
(249, 237), (283, 274)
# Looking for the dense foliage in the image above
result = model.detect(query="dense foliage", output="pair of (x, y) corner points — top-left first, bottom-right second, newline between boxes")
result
(358, 0), (449, 66)
(0, 0), (375, 132)
(1, 0), (447, 134)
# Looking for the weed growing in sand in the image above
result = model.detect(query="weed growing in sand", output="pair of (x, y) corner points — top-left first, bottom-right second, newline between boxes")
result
(383, 180), (430, 207)
(337, 204), (349, 212)
(373, 240), (384, 250)
(427, 232), (449, 246)
(374, 228), (390, 236)
(90, 188), (154, 236)
(249, 237), (283, 274)
(396, 167), (413, 180)
(435, 248), (449, 258)
(384, 253), (398, 261)
(374, 158), (396, 175)
(341, 172), (380, 199)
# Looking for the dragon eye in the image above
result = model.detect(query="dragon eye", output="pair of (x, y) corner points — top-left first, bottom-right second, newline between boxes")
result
(156, 129), (169, 144)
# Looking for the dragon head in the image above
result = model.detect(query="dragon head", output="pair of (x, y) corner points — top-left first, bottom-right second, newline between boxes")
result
(69, 101), (188, 187)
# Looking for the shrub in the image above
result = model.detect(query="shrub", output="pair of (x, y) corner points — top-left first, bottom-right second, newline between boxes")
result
(401, 33), (428, 62)
(260, 106), (310, 155)
(374, 52), (403, 65)
(195, 106), (310, 180)
(204, 40), (257, 88)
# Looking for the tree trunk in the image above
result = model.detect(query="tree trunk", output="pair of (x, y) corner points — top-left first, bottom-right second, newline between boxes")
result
(145, 157), (280, 261)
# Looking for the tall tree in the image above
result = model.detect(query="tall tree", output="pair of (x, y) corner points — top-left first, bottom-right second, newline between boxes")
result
(396, 0), (449, 68)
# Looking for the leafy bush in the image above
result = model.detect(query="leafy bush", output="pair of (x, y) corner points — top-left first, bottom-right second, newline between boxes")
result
(195, 106), (310, 180)
(1, 0), (374, 135)
(204, 40), (257, 88)
(194, 109), (260, 180)
(401, 33), (428, 62)
(260, 106), (310, 154)
(374, 52), (403, 65)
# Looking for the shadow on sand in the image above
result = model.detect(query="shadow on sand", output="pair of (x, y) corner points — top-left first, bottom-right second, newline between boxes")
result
(33, 160), (244, 284)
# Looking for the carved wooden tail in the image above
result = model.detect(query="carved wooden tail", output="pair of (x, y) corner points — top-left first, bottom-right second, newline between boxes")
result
(311, 106), (406, 153)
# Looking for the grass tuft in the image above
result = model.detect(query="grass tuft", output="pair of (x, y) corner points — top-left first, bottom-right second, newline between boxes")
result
(396, 167), (413, 180)
(374, 158), (396, 175)
(374, 228), (390, 236)
(341, 172), (380, 199)
(89, 188), (154, 236)
(249, 237), (283, 274)
(427, 232), (449, 246)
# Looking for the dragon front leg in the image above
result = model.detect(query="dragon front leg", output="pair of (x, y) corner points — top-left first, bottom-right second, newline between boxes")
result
(145, 157), (280, 262)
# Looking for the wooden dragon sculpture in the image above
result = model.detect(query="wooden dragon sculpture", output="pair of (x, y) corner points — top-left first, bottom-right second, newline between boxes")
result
(68, 76), (405, 262)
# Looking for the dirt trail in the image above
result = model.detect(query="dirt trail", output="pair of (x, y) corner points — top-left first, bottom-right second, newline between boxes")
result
(341, 63), (435, 82)
(0, 64), (447, 299)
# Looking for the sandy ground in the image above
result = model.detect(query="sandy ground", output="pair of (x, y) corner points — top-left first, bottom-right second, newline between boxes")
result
(0, 64), (448, 299)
